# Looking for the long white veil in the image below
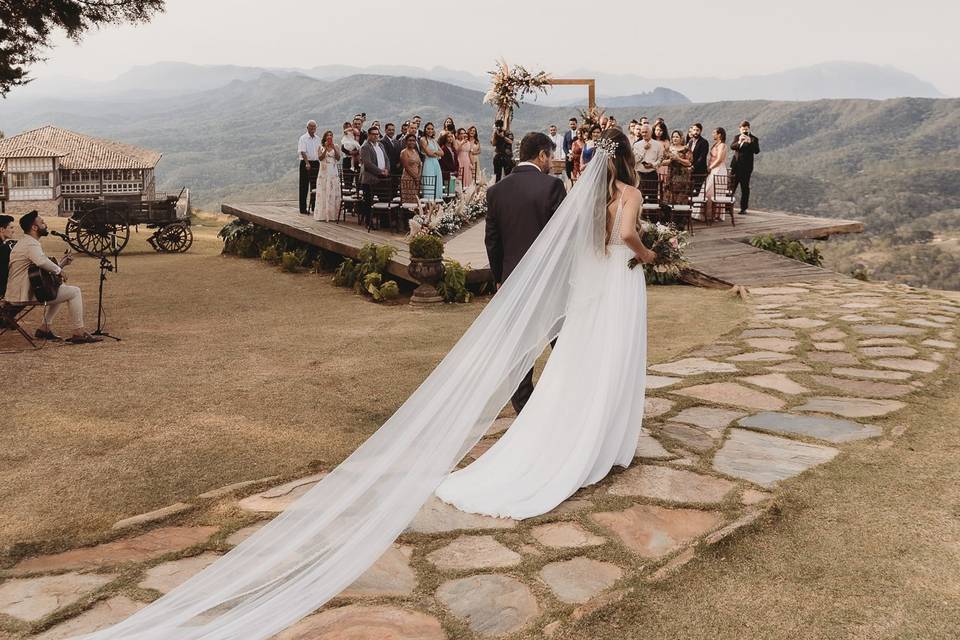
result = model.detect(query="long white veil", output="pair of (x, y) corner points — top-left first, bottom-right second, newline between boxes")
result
(77, 150), (611, 640)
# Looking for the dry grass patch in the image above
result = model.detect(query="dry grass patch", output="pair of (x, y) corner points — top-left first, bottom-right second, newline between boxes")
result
(1, 216), (745, 549)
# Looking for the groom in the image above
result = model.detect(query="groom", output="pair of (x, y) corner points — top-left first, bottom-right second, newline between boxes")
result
(485, 132), (567, 413)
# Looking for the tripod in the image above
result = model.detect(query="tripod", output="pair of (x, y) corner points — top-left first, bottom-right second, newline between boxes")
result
(93, 255), (121, 341)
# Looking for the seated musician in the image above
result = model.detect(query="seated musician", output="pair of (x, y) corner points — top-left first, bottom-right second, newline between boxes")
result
(0, 214), (14, 300)
(5, 211), (102, 343)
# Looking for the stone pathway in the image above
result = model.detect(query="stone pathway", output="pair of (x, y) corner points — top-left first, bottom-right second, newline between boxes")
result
(1, 280), (957, 639)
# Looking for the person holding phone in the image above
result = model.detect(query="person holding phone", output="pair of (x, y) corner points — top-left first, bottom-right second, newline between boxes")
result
(632, 123), (663, 201)
(730, 120), (760, 214)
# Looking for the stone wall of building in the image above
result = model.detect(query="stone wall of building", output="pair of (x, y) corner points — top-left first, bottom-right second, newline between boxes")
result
(3, 198), (62, 218)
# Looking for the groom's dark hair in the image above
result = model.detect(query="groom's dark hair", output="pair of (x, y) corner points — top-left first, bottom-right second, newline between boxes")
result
(518, 132), (555, 162)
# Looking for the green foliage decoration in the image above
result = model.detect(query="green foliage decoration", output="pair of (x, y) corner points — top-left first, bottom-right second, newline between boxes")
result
(749, 235), (824, 267)
(437, 260), (472, 303)
(409, 234), (444, 260)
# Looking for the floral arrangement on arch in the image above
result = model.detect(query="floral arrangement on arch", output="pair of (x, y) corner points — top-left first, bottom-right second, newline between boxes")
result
(578, 105), (607, 128)
(410, 184), (489, 238)
(483, 59), (552, 132)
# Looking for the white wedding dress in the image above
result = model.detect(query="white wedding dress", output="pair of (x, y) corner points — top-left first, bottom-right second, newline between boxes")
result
(76, 148), (646, 640)
(436, 194), (646, 519)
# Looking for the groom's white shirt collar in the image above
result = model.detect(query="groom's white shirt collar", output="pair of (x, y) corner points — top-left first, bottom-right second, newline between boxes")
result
(516, 162), (541, 170)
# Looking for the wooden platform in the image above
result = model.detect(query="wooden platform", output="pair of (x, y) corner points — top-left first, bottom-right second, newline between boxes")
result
(221, 201), (863, 288)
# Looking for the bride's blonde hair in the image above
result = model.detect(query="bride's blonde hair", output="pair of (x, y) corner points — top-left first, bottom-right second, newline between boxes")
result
(601, 129), (637, 205)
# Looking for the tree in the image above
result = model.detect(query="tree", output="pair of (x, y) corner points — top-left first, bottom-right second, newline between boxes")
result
(0, 0), (165, 97)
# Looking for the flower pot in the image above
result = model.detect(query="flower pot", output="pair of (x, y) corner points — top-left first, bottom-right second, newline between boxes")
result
(408, 257), (445, 305)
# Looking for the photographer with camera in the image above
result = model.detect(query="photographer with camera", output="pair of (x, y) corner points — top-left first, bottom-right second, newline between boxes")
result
(5, 211), (102, 343)
(730, 120), (760, 215)
(491, 119), (515, 182)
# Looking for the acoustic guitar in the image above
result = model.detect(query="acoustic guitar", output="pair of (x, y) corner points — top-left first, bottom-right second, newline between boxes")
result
(29, 250), (71, 303)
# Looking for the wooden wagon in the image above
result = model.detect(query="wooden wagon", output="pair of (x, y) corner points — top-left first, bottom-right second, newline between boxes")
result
(63, 189), (191, 256)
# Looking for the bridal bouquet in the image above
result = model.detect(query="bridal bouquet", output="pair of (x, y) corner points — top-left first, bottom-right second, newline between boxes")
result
(627, 221), (689, 279)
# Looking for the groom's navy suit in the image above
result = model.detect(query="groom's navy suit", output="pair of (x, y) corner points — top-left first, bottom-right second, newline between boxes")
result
(484, 163), (567, 413)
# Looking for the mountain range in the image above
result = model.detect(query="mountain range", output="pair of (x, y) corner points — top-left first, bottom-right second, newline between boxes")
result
(5, 60), (945, 106)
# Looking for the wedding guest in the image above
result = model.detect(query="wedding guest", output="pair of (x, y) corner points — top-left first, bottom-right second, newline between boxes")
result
(653, 122), (670, 184)
(701, 127), (729, 221)
(438, 132), (460, 192)
(352, 114), (367, 145)
(400, 134), (422, 204)
(570, 126), (586, 181)
(0, 214), (14, 300)
(581, 124), (602, 166)
(661, 130), (693, 208)
(466, 126), (482, 186)
(399, 121), (410, 140)
(607, 116), (618, 130)
(455, 128), (474, 187)
(730, 120), (760, 215)
(359, 126), (390, 225)
(599, 115), (610, 130)
(639, 115), (649, 127)
(563, 117), (578, 180)
(628, 119), (639, 145)
(411, 115), (423, 138)
(491, 119), (515, 182)
(442, 116), (457, 141)
(547, 124), (565, 175)
(632, 124), (663, 200)
(297, 120), (322, 214)
(382, 123), (402, 174)
(314, 131), (342, 222)
(341, 122), (361, 176)
(420, 122), (444, 200)
(687, 122), (710, 193)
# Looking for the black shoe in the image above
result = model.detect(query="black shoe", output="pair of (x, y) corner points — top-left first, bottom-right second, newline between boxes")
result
(739, 210), (748, 215)
(299, 210), (309, 215)
(35, 329), (62, 341)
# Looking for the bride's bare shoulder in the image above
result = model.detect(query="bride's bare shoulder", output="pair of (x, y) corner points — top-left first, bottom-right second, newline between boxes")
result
(617, 184), (642, 204)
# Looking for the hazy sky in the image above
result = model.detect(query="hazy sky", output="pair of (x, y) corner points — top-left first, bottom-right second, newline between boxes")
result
(29, 0), (960, 95)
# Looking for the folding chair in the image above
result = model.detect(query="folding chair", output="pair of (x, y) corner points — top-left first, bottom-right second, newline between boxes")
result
(338, 169), (360, 224)
(664, 174), (694, 235)
(0, 300), (44, 349)
(369, 178), (400, 232)
(638, 175), (663, 223)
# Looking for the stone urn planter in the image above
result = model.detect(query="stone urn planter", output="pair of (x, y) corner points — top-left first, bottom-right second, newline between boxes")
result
(408, 258), (445, 305)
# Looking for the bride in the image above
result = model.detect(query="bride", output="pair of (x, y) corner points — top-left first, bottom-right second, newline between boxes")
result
(78, 130), (657, 640)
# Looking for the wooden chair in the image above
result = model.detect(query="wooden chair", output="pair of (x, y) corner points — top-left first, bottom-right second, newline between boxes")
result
(398, 176), (422, 232)
(369, 178), (399, 232)
(690, 173), (708, 222)
(419, 175), (441, 206)
(663, 174), (694, 235)
(338, 169), (360, 224)
(711, 174), (736, 226)
(0, 300), (44, 349)
(638, 176), (663, 223)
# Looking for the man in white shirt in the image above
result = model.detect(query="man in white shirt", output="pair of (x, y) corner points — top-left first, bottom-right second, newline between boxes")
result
(5, 211), (101, 343)
(632, 124), (663, 200)
(547, 124), (565, 175)
(298, 120), (322, 214)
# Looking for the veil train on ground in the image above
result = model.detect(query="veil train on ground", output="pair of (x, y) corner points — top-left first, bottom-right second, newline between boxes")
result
(77, 151), (611, 640)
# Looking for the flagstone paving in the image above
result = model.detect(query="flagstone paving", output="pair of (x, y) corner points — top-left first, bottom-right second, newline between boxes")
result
(4, 280), (958, 639)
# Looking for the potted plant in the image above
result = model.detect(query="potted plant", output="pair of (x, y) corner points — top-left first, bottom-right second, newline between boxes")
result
(408, 234), (445, 305)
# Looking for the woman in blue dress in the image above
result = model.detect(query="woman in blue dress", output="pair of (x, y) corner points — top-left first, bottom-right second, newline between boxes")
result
(419, 122), (444, 201)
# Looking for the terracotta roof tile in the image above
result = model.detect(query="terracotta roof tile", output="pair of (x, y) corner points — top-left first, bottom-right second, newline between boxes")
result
(0, 125), (161, 171)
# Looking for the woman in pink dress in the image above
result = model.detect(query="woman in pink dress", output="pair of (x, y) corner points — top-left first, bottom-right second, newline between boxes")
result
(454, 128), (475, 187)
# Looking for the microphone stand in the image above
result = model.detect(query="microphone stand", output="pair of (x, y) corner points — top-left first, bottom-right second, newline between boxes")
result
(93, 255), (121, 341)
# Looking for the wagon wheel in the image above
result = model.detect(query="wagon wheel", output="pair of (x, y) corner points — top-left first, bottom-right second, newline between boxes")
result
(73, 211), (130, 257)
(153, 222), (193, 253)
(62, 218), (86, 253)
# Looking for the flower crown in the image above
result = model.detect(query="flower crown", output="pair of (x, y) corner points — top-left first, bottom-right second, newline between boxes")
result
(594, 137), (619, 155)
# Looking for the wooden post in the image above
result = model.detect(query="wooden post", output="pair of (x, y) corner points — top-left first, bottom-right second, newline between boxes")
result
(548, 78), (597, 111)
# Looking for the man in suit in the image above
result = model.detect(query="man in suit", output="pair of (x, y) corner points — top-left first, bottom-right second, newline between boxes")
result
(687, 122), (710, 194)
(562, 117), (578, 180)
(382, 123), (402, 174)
(358, 126), (391, 226)
(730, 120), (760, 215)
(485, 132), (567, 413)
(0, 214), (14, 300)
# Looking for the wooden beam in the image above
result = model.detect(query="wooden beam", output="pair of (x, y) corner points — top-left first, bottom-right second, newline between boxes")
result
(549, 78), (596, 111)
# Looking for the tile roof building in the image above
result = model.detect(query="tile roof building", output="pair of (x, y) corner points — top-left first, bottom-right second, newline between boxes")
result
(0, 125), (163, 217)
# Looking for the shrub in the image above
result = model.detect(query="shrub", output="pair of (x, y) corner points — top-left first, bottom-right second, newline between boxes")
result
(749, 235), (823, 267)
(280, 251), (301, 272)
(409, 234), (444, 260)
(260, 244), (281, 264)
(437, 259), (472, 302)
(333, 259), (357, 287)
(379, 280), (400, 300)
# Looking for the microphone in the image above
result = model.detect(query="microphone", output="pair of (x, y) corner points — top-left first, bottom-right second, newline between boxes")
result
(50, 230), (70, 242)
